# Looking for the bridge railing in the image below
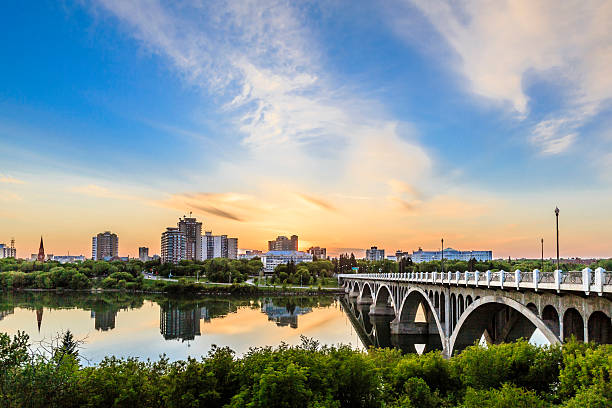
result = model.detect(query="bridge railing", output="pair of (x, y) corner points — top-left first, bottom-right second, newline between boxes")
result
(338, 267), (611, 295)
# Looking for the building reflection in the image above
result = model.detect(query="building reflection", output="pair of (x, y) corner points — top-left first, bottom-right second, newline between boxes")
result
(340, 296), (443, 354)
(261, 298), (312, 328)
(90, 301), (120, 331)
(158, 299), (236, 342)
(160, 304), (202, 341)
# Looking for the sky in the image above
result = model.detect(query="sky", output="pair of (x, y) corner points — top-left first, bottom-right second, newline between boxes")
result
(1, 0), (612, 259)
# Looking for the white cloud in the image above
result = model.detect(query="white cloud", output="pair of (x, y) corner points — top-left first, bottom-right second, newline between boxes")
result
(93, 0), (435, 198)
(389, 0), (612, 154)
(0, 174), (25, 184)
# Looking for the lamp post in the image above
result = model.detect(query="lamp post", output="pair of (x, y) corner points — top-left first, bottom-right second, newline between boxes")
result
(555, 207), (560, 271)
(441, 238), (444, 275)
(541, 238), (544, 272)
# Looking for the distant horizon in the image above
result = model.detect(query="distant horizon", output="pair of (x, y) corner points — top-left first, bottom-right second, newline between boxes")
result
(2, 1), (611, 261)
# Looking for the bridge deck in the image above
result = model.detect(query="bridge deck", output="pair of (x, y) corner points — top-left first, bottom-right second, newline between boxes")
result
(339, 268), (612, 295)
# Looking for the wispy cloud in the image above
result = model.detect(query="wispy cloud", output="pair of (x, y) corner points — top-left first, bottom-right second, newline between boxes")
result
(388, 0), (612, 154)
(0, 174), (25, 184)
(0, 191), (22, 201)
(296, 193), (336, 212)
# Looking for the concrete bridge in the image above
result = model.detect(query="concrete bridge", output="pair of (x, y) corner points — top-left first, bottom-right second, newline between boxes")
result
(339, 268), (612, 357)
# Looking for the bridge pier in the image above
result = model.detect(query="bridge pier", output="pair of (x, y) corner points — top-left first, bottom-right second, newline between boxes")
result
(357, 295), (373, 305)
(390, 320), (429, 335)
(369, 304), (395, 316)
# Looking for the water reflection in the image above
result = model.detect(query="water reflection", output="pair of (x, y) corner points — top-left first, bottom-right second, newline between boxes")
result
(340, 296), (444, 354)
(0, 292), (448, 359)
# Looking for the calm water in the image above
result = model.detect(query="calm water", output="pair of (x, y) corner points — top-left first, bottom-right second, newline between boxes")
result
(0, 292), (548, 363)
(0, 292), (364, 363)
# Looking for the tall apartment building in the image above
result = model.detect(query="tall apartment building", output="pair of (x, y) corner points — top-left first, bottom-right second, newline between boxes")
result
(0, 239), (16, 259)
(365, 246), (385, 261)
(178, 216), (202, 261)
(201, 232), (238, 260)
(227, 238), (238, 260)
(161, 227), (186, 264)
(412, 247), (492, 263)
(307, 246), (327, 260)
(92, 231), (119, 260)
(268, 235), (298, 251)
(139, 247), (149, 261)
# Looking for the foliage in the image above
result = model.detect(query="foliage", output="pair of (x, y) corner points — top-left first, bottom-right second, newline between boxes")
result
(0, 330), (609, 408)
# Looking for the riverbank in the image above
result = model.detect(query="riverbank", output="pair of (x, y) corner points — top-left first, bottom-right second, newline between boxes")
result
(1, 279), (344, 296)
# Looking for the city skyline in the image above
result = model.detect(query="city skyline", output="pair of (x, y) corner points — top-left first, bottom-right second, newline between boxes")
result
(2, 1), (612, 259)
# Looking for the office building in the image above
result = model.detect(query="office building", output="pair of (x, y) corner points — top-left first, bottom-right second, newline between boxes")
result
(307, 246), (327, 260)
(200, 232), (238, 260)
(139, 247), (150, 261)
(365, 246), (385, 261)
(161, 227), (186, 264)
(261, 250), (313, 274)
(0, 239), (16, 259)
(178, 216), (202, 261)
(92, 231), (118, 260)
(411, 247), (493, 263)
(268, 235), (298, 251)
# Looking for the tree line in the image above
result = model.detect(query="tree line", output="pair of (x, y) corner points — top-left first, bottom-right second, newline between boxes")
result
(0, 331), (609, 407)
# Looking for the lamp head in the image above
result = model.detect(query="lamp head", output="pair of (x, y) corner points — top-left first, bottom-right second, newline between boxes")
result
(555, 207), (559, 215)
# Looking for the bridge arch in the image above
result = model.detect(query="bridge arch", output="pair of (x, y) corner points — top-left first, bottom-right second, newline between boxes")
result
(372, 284), (397, 314)
(563, 308), (584, 341)
(542, 305), (560, 337)
(359, 282), (374, 301)
(588, 311), (611, 344)
(395, 287), (446, 354)
(449, 295), (560, 355)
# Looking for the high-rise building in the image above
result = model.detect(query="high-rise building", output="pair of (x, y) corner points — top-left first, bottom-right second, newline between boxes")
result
(200, 232), (238, 260)
(268, 235), (298, 251)
(37, 236), (45, 262)
(92, 231), (118, 260)
(0, 239), (16, 259)
(178, 216), (202, 261)
(227, 238), (238, 260)
(365, 246), (385, 261)
(139, 247), (149, 261)
(161, 227), (186, 264)
(307, 246), (327, 260)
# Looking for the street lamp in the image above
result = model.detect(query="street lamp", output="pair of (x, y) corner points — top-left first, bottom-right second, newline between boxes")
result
(555, 207), (560, 271)
(541, 238), (544, 272)
(441, 238), (444, 274)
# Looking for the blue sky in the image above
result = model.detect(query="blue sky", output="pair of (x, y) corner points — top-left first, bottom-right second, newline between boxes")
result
(1, 0), (612, 258)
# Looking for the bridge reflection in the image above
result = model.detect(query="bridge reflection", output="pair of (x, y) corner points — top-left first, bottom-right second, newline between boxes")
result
(340, 295), (443, 354)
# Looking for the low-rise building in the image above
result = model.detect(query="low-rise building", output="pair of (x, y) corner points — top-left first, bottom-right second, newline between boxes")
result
(261, 250), (313, 274)
(239, 250), (264, 260)
(307, 246), (327, 260)
(412, 247), (493, 263)
(50, 255), (86, 264)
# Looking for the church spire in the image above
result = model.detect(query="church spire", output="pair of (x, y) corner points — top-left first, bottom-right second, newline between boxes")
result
(36, 308), (43, 332)
(37, 236), (45, 262)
